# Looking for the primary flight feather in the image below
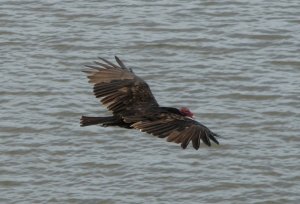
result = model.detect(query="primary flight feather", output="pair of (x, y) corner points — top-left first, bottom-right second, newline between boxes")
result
(81, 56), (220, 150)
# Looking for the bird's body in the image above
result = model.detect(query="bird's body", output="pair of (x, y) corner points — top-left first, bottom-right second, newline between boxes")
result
(81, 56), (220, 149)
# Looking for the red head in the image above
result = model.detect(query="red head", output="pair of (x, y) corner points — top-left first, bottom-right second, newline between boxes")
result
(180, 107), (194, 118)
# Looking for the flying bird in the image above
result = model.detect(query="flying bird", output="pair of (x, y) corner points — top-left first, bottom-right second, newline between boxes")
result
(80, 56), (220, 149)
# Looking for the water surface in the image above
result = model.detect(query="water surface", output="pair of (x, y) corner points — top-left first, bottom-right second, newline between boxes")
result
(1, 0), (300, 203)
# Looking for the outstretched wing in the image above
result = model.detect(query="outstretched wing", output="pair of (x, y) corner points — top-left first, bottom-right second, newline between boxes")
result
(130, 113), (219, 150)
(83, 56), (159, 114)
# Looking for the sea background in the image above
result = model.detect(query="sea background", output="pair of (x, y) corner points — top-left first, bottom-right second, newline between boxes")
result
(1, 0), (300, 203)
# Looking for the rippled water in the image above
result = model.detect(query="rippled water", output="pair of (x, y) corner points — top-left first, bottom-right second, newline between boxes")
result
(1, 0), (300, 203)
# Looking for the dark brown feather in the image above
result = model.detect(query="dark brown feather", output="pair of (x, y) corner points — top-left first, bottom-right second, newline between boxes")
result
(192, 128), (201, 149)
(98, 57), (119, 69)
(93, 61), (113, 69)
(181, 127), (194, 149)
(115, 56), (127, 69)
(84, 57), (158, 115)
(201, 130), (211, 146)
(82, 56), (220, 150)
(131, 112), (219, 150)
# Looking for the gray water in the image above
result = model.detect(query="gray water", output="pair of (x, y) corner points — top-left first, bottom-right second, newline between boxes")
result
(1, 0), (300, 203)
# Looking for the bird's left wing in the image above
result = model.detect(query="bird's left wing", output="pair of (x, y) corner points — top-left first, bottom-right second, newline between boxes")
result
(130, 114), (219, 150)
(83, 56), (159, 114)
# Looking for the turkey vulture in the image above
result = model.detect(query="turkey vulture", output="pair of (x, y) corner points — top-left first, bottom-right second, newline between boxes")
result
(80, 56), (220, 149)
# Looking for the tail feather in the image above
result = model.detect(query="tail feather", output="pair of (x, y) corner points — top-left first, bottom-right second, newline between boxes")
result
(80, 116), (116, 127)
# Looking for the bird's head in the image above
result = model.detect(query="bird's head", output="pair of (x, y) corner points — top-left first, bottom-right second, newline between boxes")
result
(180, 107), (194, 118)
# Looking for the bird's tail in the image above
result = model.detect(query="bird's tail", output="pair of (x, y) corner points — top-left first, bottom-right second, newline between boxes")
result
(80, 116), (117, 127)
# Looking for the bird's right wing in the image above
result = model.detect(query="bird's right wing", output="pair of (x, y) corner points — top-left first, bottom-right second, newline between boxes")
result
(130, 113), (219, 150)
(83, 56), (159, 114)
